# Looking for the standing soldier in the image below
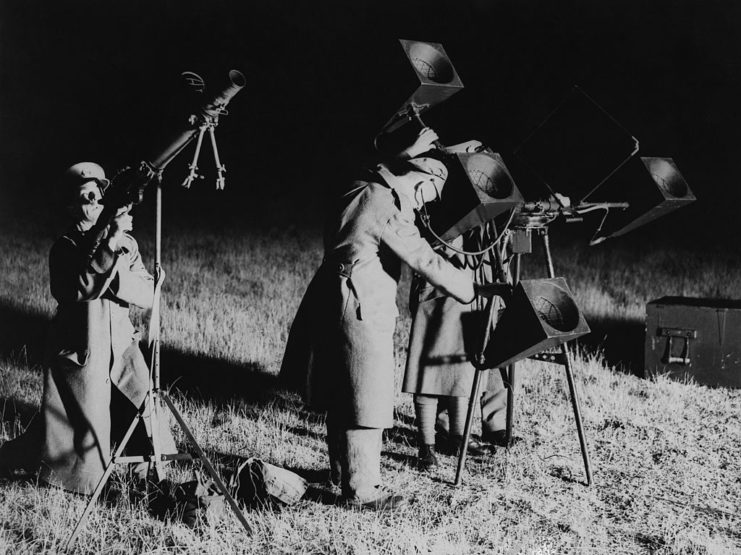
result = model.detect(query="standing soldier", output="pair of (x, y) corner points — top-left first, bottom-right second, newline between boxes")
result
(0, 162), (175, 493)
(281, 129), (492, 510)
(403, 227), (509, 470)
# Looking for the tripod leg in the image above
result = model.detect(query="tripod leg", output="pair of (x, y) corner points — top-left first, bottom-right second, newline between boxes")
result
(66, 407), (145, 551)
(505, 251), (521, 448)
(181, 124), (207, 189)
(542, 230), (593, 485)
(504, 363), (516, 446)
(562, 347), (593, 486)
(454, 370), (483, 486)
(148, 389), (165, 480)
(207, 125), (227, 190)
(160, 392), (253, 535)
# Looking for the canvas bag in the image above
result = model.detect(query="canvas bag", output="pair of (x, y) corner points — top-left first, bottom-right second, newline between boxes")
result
(230, 457), (308, 507)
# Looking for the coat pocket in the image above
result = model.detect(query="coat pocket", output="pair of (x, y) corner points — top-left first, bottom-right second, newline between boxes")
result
(347, 275), (398, 331)
(56, 348), (90, 368)
(355, 300), (398, 332)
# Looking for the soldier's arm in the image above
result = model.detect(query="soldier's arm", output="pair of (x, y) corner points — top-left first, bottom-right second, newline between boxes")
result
(49, 236), (120, 302)
(109, 234), (154, 309)
(381, 207), (475, 304)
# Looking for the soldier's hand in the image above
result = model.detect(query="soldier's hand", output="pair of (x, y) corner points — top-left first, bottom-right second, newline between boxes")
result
(400, 127), (440, 159)
(111, 205), (133, 233)
(107, 205), (133, 250)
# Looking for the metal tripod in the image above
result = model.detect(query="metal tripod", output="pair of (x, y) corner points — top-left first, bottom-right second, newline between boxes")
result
(66, 178), (252, 551)
(454, 223), (593, 487)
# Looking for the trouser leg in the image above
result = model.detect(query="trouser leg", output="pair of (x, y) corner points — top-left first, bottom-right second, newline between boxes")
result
(325, 412), (344, 487)
(434, 376), (507, 439)
(414, 394), (438, 446)
(343, 427), (382, 502)
(447, 396), (468, 438)
(480, 369), (508, 435)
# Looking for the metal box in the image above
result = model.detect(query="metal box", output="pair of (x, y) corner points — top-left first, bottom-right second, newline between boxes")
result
(645, 297), (741, 388)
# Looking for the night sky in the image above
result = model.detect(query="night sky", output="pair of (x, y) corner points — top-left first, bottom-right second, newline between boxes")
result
(1, 0), (740, 245)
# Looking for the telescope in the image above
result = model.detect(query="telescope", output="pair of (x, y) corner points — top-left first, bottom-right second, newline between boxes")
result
(151, 69), (246, 173)
(85, 70), (246, 261)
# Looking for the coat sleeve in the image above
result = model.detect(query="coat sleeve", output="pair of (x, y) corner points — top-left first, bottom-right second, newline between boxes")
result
(109, 234), (154, 309)
(380, 204), (475, 304)
(49, 236), (121, 303)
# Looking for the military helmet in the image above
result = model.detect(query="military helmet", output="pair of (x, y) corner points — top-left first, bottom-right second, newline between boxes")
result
(63, 162), (111, 192)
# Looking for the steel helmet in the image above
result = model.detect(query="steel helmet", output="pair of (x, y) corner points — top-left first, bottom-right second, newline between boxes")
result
(63, 162), (110, 191)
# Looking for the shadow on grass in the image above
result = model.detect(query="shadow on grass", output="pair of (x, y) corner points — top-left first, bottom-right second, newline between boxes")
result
(0, 301), (50, 366)
(0, 397), (40, 430)
(157, 347), (278, 405)
(0, 301), (294, 424)
(579, 315), (645, 376)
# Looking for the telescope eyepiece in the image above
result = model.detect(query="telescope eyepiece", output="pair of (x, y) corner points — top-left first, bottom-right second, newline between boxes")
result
(201, 69), (246, 117)
(228, 69), (247, 89)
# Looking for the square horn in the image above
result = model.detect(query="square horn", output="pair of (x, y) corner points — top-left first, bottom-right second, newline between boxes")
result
(379, 39), (464, 134)
(589, 156), (696, 241)
(426, 148), (524, 241)
(483, 278), (590, 368)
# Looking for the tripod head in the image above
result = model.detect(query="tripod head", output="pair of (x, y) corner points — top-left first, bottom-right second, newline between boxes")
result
(148, 70), (247, 190)
(82, 71), (246, 265)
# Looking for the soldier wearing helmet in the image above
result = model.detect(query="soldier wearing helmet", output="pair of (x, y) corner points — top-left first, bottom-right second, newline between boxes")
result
(0, 162), (175, 493)
(280, 129), (493, 510)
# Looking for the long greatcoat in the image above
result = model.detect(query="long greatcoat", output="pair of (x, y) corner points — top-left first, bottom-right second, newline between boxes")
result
(0, 228), (175, 493)
(403, 230), (500, 397)
(280, 170), (475, 429)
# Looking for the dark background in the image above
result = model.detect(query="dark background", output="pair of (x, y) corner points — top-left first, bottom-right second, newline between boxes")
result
(1, 0), (739, 245)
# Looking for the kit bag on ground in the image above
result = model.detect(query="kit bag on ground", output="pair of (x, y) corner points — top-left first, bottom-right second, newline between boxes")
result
(230, 457), (308, 508)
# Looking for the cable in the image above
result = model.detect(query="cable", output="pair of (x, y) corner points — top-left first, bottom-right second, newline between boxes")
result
(418, 206), (516, 256)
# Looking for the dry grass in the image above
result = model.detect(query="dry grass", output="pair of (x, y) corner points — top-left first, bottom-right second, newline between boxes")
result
(0, 216), (739, 554)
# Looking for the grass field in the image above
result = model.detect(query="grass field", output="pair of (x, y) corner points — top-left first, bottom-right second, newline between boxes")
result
(0, 206), (739, 554)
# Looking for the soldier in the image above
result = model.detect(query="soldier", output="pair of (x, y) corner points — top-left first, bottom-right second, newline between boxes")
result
(281, 130), (493, 510)
(403, 227), (510, 470)
(0, 162), (175, 493)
